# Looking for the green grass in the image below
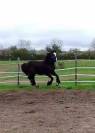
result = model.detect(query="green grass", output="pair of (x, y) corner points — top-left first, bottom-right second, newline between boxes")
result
(0, 82), (95, 92)
(0, 60), (95, 91)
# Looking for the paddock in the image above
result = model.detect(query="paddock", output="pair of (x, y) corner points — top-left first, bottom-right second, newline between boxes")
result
(1, 60), (95, 87)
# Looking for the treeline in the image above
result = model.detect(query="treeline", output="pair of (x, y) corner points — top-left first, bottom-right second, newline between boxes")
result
(0, 39), (95, 60)
(0, 46), (95, 60)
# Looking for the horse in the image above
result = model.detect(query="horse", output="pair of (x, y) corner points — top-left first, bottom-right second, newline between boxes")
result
(21, 51), (60, 86)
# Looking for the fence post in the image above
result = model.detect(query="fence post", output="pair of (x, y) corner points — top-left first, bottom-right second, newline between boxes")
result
(17, 57), (20, 86)
(75, 51), (78, 86)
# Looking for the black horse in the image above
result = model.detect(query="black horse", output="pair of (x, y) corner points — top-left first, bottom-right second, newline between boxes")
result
(21, 51), (60, 86)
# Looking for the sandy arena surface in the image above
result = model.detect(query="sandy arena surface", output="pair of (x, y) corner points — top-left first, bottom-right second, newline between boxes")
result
(0, 89), (95, 133)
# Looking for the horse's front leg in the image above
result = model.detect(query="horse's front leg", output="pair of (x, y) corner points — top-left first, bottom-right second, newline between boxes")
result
(47, 74), (54, 86)
(28, 74), (36, 86)
(52, 71), (60, 85)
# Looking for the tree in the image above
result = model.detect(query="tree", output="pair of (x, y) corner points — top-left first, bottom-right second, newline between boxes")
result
(8, 46), (17, 60)
(17, 40), (32, 50)
(91, 38), (95, 51)
(46, 39), (63, 54)
(0, 43), (4, 50)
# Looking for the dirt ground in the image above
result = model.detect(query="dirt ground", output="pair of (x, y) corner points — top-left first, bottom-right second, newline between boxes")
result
(0, 89), (95, 133)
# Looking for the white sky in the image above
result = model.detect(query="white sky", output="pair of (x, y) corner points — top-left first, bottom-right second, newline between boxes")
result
(0, 0), (95, 50)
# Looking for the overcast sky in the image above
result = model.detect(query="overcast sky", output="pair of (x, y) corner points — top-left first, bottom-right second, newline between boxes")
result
(0, 0), (95, 50)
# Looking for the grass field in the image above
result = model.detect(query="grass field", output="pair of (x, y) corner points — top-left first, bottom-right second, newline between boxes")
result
(0, 60), (95, 91)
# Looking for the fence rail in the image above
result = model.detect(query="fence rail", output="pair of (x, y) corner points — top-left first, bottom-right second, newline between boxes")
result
(0, 66), (95, 85)
(1, 48), (95, 86)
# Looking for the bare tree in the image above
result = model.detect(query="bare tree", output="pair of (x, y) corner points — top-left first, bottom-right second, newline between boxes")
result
(46, 39), (63, 53)
(0, 43), (4, 50)
(17, 40), (32, 50)
(91, 38), (95, 51)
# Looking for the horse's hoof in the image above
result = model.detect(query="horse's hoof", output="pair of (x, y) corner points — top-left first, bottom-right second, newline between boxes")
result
(56, 83), (59, 86)
(56, 83), (61, 88)
(47, 82), (52, 86)
(36, 85), (39, 88)
(32, 85), (39, 88)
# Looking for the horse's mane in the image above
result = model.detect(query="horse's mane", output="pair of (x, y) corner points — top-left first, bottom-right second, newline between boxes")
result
(44, 52), (57, 65)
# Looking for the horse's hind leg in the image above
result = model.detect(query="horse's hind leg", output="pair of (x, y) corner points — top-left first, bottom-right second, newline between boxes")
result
(47, 74), (53, 86)
(28, 74), (36, 86)
(52, 71), (60, 85)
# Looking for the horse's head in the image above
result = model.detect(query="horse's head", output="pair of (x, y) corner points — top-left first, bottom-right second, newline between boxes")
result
(45, 51), (57, 64)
